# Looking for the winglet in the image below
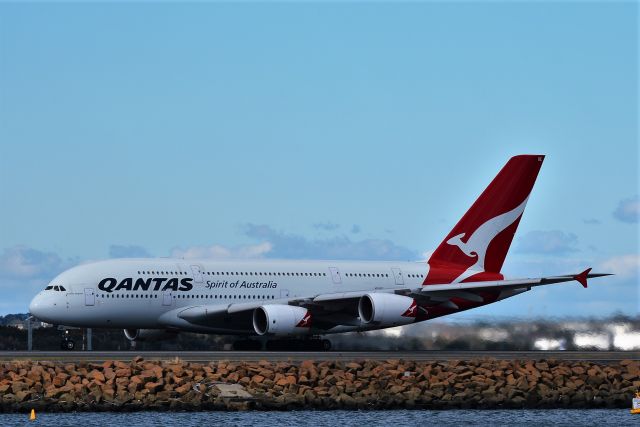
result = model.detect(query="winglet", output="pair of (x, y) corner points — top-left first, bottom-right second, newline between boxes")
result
(575, 268), (592, 288)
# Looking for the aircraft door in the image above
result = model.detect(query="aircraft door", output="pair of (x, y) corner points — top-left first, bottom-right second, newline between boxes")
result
(162, 292), (173, 306)
(329, 267), (342, 284)
(84, 288), (95, 306)
(391, 268), (404, 285)
(190, 265), (203, 283)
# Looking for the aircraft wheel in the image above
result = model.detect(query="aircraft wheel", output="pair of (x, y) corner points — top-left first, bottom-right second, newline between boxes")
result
(321, 339), (332, 351)
(62, 339), (75, 351)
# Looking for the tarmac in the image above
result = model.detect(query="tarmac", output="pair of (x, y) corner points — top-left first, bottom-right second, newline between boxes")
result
(0, 350), (636, 363)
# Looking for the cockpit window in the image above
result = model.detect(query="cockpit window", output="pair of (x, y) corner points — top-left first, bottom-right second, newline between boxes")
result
(59, 286), (66, 291)
(54, 286), (60, 291)
(45, 286), (53, 290)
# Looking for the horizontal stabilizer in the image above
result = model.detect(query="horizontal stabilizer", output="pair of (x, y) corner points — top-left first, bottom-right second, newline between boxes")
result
(419, 271), (612, 294)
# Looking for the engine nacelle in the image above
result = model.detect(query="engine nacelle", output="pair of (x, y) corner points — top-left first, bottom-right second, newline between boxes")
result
(123, 328), (178, 342)
(252, 305), (312, 337)
(358, 293), (418, 327)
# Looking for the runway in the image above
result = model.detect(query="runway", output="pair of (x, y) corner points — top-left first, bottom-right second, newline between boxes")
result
(0, 350), (635, 363)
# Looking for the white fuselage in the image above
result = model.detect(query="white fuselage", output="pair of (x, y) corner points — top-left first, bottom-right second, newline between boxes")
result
(29, 258), (431, 334)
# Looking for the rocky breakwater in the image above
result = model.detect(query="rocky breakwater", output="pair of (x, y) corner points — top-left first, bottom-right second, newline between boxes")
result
(0, 357), (638, 412)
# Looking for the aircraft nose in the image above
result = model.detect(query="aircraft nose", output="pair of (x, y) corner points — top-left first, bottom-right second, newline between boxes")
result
(29, 294), (43, 318)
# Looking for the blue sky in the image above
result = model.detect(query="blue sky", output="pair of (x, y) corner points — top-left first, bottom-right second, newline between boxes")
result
(0, 2), (637, 317)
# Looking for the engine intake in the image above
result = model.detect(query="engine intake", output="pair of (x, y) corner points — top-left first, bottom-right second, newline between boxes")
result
(358, 293), (418, 327)
(123, 329), (178, 342)
(253, 305), (312, 337)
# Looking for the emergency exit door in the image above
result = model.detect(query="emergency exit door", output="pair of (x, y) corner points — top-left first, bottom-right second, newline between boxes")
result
(84, 288), (95, 306)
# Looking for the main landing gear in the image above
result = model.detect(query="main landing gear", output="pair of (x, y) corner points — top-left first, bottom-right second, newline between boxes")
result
(232, 338), (332, 351)
(60, 330), (75, 351)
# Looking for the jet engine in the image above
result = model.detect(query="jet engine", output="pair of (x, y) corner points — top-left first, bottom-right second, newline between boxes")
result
(123, 328), (178, 342)
(358, 293), (418, 327)
(252, 305), (312, 336)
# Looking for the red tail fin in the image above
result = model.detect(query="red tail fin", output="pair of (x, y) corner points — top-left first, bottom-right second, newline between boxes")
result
(424, 155), (544, 285)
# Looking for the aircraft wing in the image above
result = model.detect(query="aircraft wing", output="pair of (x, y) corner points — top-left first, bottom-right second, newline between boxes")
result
(175, 269), (609, 326)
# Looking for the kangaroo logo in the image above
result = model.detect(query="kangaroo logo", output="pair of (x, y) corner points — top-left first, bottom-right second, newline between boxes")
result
(401, 300), (418, 318)
(446, 197), (529, 283)
(295, 312), (312, 328)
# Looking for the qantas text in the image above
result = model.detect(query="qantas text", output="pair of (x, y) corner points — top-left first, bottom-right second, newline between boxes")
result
(98, 277), (193, 293)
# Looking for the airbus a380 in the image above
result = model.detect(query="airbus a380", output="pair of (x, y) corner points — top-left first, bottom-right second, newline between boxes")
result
(29, 155), (609, 350)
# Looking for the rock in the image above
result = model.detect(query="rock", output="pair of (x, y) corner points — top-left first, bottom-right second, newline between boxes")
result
(345, 362), (362, 370)
(0, 358), (630, 411)
(115, 368), (131, 378)
(174, 383), (192, 394)
(139, 370), (158, 382)
(104, 368), (116, 381)
(87, 370), (105, 383)
(571, 366), (585, 375)
(2, 393), (17, 403)
(144, 382), (164, 393)
(10, 382), (29, 394)
(103, 388), (115, 401)
(14, 390), (31, 402)
(535, 362), (549, 371)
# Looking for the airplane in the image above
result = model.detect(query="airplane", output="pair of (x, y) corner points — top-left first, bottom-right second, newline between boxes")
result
(28, 154), (610, 350)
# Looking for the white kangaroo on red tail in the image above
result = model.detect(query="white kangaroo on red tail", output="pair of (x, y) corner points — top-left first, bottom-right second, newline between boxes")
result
(446, 197), (529, 283)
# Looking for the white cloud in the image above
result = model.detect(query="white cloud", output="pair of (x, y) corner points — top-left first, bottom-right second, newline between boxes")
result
(243, 223), (417, 260)
(598, 254), (639, 279)
(0, 245), (67, 279)
(0, 245), (80, 315)
(170, 242), (273, 259)
(613, 195), (639, 223)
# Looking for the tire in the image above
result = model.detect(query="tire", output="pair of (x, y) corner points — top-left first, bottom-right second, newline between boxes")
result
(64, 339), (75, 351)
(321, 339), (332, 351)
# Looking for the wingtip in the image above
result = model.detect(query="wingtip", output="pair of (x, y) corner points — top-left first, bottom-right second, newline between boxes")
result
(575, 268), (592, 288)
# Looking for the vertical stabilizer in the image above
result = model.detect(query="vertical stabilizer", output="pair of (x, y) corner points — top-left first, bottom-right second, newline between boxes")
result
(424, 155), (544, 285)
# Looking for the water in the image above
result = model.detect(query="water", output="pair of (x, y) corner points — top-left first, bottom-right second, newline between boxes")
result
(0, 410), (636, 427)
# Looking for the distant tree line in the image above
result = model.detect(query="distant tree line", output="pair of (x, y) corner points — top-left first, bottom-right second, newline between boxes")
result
(0, 313), (637, 351)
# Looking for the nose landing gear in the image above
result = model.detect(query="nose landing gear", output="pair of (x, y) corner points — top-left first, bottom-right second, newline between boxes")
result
(60, 330), (75, 351)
